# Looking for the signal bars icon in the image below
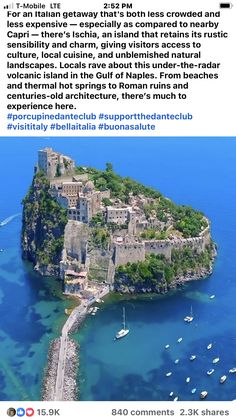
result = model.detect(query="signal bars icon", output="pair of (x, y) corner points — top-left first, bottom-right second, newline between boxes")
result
(4, 2), (14, 9)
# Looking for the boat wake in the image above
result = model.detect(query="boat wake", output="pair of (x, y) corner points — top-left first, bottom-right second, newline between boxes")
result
(0, 213), (21, 227)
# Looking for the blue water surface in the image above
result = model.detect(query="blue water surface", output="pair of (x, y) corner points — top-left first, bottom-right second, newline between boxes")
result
(0, 137), (236, 401)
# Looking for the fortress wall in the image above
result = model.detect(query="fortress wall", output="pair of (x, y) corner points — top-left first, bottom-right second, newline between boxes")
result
(171, 237), (203, 253)
(200, 226), (211, 247)
(176, 226), (211, 253)
(145, 226), (211, 259)
(114, 242), (145, 266)
(144, 240), (172, 260)
(61, 221), (211, 278)
(113, 227), (211, 268)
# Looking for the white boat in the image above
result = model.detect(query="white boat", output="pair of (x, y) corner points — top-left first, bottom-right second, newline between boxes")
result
(190, 355), (197, 361)
(229, 368), (236, 373)
(212, 357), (220, 364)
(177, 337), (183, 343)
(166, 372), (172, 377)
(184, 316), (193, 322)
(0, 213), (20, 227)
(174, 359), (179, 364)
(210, 295), (215, 299)
(200, 391), (208, 399)
(173, 396), (178, 401)
(184, 306), (194, 323)
(220, 375), (227, 383)
(191, 388), (197, 394)
(186, 377), (191, 383)
(115, 307), (129, 340)
(207, 343), (213, 350)
(165, 344), (170, 349)
(169, 392), (174, 397)
(207, 369), (215, 376)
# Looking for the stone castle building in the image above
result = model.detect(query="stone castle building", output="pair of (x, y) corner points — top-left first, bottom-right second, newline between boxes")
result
(54, 179), (111, 223)
(106, 206), (133, 225)
(37, 147), (75, 179)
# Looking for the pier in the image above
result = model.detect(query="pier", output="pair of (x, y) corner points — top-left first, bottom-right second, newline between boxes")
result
(42, 304), (87, 401)
(54, 304), (87, 400)
(42, 281), (110, 401)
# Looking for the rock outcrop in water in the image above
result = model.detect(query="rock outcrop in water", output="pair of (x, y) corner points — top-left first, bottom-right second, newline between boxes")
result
(114, 242), (216, 293)
(22, 150), (216, 291)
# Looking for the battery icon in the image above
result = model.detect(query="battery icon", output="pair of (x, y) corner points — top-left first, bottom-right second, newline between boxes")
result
(219, 2), (232, 8)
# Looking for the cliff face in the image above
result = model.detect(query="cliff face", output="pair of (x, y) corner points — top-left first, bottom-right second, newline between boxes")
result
(22, 172), (68, 276)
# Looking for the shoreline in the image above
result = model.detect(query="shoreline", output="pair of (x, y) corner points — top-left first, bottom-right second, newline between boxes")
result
(114, 259), (215, 294)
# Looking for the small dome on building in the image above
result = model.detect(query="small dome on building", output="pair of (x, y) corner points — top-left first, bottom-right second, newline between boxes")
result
(83, 180), (95, 193)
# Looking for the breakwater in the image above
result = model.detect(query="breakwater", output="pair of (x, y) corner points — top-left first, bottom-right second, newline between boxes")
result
(42, 337), (79, 401)
(42, 338), (60, 401)
(42, 304), (87, 401)
(42, 283), (110, 401)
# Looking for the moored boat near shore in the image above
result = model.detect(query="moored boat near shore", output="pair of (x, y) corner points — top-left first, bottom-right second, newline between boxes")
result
(184, 306), (194, 323)
(115, 307), (129, 340)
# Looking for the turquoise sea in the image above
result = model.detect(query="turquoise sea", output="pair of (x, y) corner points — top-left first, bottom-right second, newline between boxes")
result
(0, 137), (236, 401)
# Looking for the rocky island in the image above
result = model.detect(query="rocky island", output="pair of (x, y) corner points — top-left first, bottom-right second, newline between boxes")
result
(22, 147), (216, 294)
(21, 148), (216, 400)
